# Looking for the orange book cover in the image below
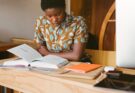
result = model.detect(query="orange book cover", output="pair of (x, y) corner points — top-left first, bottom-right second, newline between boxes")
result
(65, 63), (102, 73)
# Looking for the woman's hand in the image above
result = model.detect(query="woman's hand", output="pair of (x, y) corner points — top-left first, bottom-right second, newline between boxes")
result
(38, 46), (49, 56)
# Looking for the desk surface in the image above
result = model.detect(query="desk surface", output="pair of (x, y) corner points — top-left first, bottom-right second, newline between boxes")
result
(0, 58), (134, 93)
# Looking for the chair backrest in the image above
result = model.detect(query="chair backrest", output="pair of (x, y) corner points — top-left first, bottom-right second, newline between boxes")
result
(86, 1), (116, 66)
(99, 1), (115, 50)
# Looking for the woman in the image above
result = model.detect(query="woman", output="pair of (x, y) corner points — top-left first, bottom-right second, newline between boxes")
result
(34, 0), (90, 62)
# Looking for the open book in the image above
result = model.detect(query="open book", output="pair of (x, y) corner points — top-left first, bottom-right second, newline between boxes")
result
(3, 44), (69, 69)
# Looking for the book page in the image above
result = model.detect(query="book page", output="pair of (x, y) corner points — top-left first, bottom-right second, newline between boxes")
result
(30, 55), (69, 69)
(7, 44), (42, 62)
(30, 62), (58, 69)
(3, 59), (29, 67)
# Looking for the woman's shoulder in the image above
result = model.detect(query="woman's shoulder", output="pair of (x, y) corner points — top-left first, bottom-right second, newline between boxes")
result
(35, 16), (48, 25)
(66, 15), (85, 23)
(74, 16), (85, 21)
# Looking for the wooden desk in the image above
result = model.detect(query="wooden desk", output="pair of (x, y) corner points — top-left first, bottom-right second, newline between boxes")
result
(0, 59), (132, 93)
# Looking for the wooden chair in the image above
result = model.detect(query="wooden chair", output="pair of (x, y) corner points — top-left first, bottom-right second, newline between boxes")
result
(85, 49), (116, 66)
(99, 1), (115, 50)
(86, 1), (116, 66)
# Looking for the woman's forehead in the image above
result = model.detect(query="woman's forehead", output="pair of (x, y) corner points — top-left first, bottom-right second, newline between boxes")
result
(45, 8), (64, 15)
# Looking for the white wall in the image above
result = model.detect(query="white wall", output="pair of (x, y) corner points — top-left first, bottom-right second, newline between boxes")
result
(0, 0), (70, 42)
(116, 0), (135, 67)
(0, 0), (43, 42)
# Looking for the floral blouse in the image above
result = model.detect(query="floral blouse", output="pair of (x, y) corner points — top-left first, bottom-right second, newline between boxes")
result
(34, 14), (88, 53)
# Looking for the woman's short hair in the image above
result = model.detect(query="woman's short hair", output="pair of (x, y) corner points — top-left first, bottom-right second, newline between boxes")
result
(41, 0), (65, 11)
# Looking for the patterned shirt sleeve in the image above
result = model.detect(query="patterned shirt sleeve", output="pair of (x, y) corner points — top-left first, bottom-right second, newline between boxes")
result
(34, 18), (45, 45)
(73, 16), (88, 44)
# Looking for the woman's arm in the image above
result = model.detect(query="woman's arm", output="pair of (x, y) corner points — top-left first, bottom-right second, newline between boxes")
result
(38, 43), (86, 61)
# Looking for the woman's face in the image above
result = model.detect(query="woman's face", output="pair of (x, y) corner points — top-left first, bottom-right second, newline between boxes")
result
(45, 8), (65, 25)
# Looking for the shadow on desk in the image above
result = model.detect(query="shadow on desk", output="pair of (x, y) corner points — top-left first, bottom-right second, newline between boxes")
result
(95, 73), (135, 92)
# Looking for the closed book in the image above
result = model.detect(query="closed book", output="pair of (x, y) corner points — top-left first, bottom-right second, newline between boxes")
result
(65, 63), (102, 73)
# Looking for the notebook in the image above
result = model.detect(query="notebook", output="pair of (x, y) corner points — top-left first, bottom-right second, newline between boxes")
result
(65, 63), (102, 73)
